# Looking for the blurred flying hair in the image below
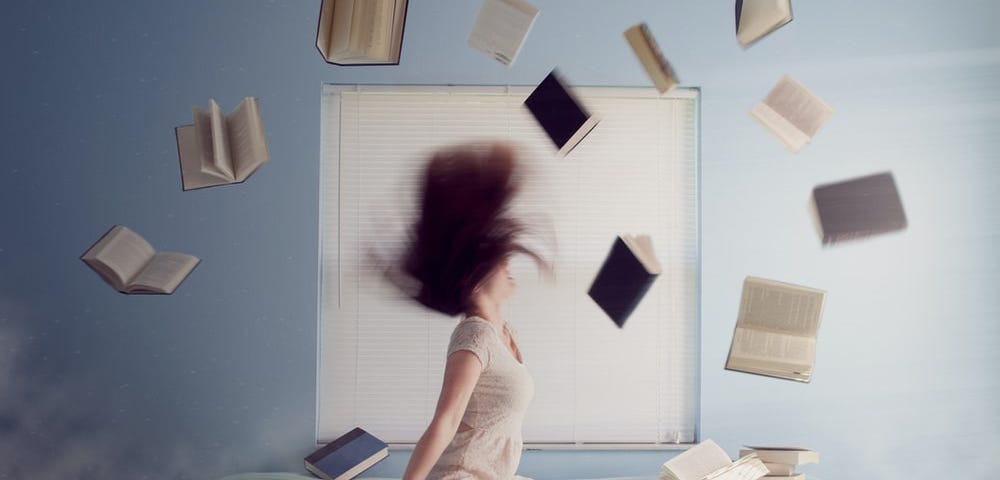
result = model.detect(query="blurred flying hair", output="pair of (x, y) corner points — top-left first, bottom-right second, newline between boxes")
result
(402, 142), (549, 316)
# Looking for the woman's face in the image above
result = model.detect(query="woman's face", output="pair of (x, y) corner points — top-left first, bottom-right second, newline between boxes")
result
(478, 257), (516, 302)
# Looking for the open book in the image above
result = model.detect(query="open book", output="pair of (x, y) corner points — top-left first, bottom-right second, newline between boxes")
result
(726, 276), (827, 382)
(467, 0), (538, 66)
(660, 439), (769, 480)
(624, 23), (678, 94)
(316, 0), (408, 65)
(750, 75), (833, 153)
(175, 97), (269, 191)
(81, 226), (200, 295)
(587, 235), (661, 328)
(735, 0), (793, 47)
(524, 70), (600, 157)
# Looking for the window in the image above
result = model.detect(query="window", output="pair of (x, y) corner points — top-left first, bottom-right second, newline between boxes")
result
(318, 84), (700, 447)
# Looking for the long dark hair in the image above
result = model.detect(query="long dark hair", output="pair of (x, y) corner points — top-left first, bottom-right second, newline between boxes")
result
(402, 142), (547, 316)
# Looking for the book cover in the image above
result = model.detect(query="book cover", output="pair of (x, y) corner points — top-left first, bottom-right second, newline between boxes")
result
(467, 0), (539, 66)
(740, 446), (819, 466)
(305, 427), (389, 480)
(812, 171), (907, 245)
(587, 235), (661, 328)
(736, 0), (793, 47)
(523, 70), (600, 156)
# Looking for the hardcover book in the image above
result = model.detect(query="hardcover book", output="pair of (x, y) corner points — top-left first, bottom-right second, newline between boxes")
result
(739, 446), (819, 466)
(725, 276), (826, 382)
(812, 171), (907, 245)
(176, 97), (269, 191)
(305, 427), (389, 480)
(80, 225), (200, 295)
(467, 0), (539, 66)
(316, 0), (408, 65)
(587, 235), (661, 328)
(624, 23), (678, 93)
(523, 70), (600, 156)
(736, 0), (793, 47)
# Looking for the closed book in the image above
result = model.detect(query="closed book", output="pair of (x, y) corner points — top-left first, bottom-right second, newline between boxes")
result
(812, 171), (907, 245)
(523, 69), (600, 156)
(588, 235), (661, 328)
(739, 447), (818, 466)
(305, 427), (389, 480)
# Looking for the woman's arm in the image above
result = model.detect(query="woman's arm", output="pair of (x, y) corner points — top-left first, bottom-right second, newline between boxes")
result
(402, 350), (483, 480)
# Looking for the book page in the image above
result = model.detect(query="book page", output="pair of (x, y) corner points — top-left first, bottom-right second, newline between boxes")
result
(621, 234), (661, 274)
(82, 226), (156, 290)
(130, 252), (199, 294)
(348, 0), (392, 60)
(762, 76), (833, 138)
(706, 454), (769, 480)
(325, 0), (357, 57)
(204, 99), (235, 180)
(227, 97), (268, 181)
(729, 326), (815, 366)
(467, 0), (539, 66)
(662, 439), (732, 480)
(738, 277), (825, 336)
(190, 106), (228, 180)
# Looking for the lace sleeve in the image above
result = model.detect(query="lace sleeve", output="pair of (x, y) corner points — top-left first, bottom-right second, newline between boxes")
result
(447, 320), (494, 371)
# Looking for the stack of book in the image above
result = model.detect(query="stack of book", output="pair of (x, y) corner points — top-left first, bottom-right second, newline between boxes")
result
(738, 446), (819, 480)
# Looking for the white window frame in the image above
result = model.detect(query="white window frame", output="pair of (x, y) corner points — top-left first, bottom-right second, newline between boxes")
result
(317, 84), (701, 449)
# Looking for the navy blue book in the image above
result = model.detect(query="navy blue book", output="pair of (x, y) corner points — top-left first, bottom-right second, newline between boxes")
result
(305, 427), (389, 480)
(587, 235), (661, 328)
(523, 69), (600, 156)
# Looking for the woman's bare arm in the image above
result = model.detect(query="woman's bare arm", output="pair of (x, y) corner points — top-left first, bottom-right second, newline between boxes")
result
(402, 350), (482, 480)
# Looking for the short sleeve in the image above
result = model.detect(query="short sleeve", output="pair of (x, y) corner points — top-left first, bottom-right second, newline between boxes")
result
(447, 319), (494, 371)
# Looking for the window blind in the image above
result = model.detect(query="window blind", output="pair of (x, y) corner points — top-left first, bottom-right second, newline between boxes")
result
(318, 84), (700, 448)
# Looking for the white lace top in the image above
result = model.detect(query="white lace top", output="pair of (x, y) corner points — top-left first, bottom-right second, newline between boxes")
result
(427, 316), (535, 480)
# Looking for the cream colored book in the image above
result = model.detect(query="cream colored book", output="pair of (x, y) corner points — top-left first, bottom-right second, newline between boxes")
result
(81, 226), (200, 295)
(660, 439), (769, 480)
(726, 277), (827, 382)
(624, 23), (678, 93)
(176, 97), (269, 191)
(316, 0), (408, 65)
(740, 446), (819, 466)
(736, 0), (792, 47)
(750, 75), (833, 153)
(467, 0), (538, 66)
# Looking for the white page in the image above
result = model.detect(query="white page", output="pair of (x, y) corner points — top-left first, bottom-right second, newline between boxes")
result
(730, 326), (815, 365)
(85, 226), (156, 289)
(227, 97), (268, 181)
(738, 276), (825, 337)
(205, 99), (235, 180)
(467, 0), (539, 66)
(662, 439), (733, 480)
(707, 454), (770, 480)
(130, 252), (199, 294)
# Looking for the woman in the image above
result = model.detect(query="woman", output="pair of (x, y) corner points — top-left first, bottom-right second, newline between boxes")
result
(399, 143), (547, 480)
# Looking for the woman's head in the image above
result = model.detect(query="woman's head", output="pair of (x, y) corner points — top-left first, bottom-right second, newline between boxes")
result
(403, 142), (542, 316)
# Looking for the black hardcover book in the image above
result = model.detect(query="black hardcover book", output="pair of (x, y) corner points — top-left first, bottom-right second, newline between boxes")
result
(587, 235), (661, 328)
(305, 427), (389, 480)
(523, 70), (600, 156)
(812, 171), (907, 245)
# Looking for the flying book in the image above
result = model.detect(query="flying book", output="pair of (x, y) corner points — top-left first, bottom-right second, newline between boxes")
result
(523, 70), (601, 156)
(660, 439), (770, 480)
(467, 0), (539, 66)
(587, 235), (661, 328)
(812, 171), (907, 245)
(750, 75), (833, 153)
(305, 427), (389, 480)
(735, 0), (793, 47)
(81, 225), (200, 295)
(175, 97), (269, 191)
(624, 23), (678, 94)
(726, 276), (826, 382)
(315, 0), (408, 65)
(739, 447), (819, 467)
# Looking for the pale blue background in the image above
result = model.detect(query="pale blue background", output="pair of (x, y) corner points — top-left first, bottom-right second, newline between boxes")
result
(1, 1), (998, 479)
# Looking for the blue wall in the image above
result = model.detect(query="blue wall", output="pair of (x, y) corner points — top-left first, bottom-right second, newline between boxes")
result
(1, 1), (998, 479)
